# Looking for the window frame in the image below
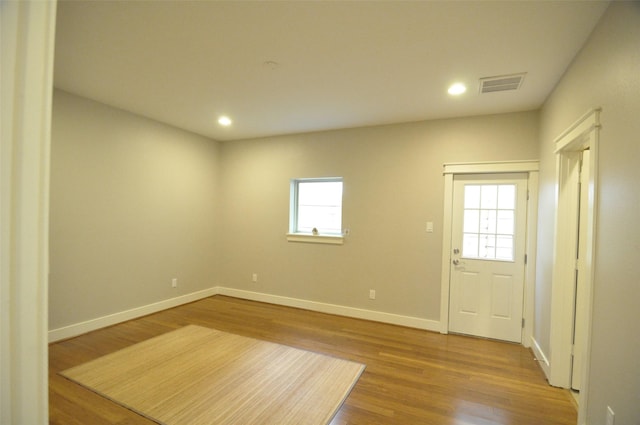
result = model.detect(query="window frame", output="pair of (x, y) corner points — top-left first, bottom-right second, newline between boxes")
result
(287, 177), (344, 245)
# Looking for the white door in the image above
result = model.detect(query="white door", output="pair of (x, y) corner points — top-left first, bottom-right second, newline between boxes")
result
(449, 174), (528, 343)
(571, 149), (590, 391)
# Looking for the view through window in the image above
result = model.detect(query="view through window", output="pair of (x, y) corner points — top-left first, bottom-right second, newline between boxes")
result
(291, 178), (343, 235)
(462, 184), (516, 261)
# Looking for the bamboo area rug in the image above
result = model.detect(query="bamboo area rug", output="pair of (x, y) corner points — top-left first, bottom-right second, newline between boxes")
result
(61, 325), (365, 425)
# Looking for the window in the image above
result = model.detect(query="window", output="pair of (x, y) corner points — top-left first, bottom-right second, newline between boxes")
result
(462, 184), (516, 261)
(289, 178), (343, 242)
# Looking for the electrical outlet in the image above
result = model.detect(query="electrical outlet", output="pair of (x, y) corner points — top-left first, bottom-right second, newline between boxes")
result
(606, 406), (615, 425)
(171, 278), (178, 288)
(369, 289), (376, 300)
(252, 273), (258, 283)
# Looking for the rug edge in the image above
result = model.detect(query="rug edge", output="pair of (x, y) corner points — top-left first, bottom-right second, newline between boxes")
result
(324, 363), (367, 425)
(58, 373), (166, 425)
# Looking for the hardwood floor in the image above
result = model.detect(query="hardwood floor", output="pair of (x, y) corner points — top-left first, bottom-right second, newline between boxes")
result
(49, 295), (577, 425)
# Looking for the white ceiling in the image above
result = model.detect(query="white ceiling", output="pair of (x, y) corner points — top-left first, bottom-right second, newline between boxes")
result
(54, 1), (609, 142)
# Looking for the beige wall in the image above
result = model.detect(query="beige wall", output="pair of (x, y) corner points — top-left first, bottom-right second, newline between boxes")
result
(49, 90), (222, 329)
(50, 92), (538, 329)
(536, 2), (640, 423)
(219, 112), (538, 320)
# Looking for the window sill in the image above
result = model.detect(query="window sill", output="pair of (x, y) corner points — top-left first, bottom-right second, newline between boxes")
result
(286, 233), (344, 245)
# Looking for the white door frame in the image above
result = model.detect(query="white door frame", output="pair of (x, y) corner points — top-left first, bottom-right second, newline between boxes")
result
(1, 1), (56, 424)
(440, 161), (539, 348)
(549, 109), (600, 424)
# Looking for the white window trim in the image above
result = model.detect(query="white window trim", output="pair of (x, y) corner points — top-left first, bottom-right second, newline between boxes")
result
(285, 233), (344, 245)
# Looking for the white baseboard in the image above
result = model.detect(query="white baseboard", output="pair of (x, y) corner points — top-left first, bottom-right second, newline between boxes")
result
(215, 287), (441, 332)
(49, 286), (441, 343)
(531, 336), (551, 380)
(48, 287), (218, 342)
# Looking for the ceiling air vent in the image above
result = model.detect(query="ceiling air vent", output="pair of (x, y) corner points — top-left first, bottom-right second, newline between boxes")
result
(479, 73), (526, 94)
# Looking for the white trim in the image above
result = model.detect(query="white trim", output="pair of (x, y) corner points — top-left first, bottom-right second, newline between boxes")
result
(439, 172), (454, 334)
(531, 336), (551, 380)
(1, 2), (56, 424)
(48, 287), (218, 342)
(439, 161), (539, 345)
(286, 233), (344, 245)
(523, 171), (539, 349)
(553, 108), (602, 150)
(549, 109), (600, 425)
(48, 286), (441, 342)
(216, 287), (441, 332)
(443, 160), (539, 175)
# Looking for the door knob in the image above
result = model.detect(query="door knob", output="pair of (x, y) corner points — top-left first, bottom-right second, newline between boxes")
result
(453, 248), (460, 254)
(452, 259), (460, 265)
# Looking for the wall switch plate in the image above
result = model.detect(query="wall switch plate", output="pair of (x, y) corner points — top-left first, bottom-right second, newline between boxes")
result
(369, 289), (376, 300)
(171, 278), (178, 288)
(606, 406), (615, 425)
(426, 222), (434, 233)
(252, 273), (258, 283)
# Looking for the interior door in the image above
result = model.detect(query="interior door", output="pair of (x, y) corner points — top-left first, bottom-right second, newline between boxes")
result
(571, 149), (590, 391)
(449, 173), (528, 343)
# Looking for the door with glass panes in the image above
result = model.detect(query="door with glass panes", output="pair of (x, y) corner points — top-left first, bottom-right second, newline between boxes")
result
(449, 173), (528, 343)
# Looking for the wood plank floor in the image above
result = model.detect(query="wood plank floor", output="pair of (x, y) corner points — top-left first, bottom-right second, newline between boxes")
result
(49, 295), (577, 425)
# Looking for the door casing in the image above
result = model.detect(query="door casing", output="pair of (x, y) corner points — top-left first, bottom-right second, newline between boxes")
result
(440, 161), (539, 349)
(550, 109), (600, 424)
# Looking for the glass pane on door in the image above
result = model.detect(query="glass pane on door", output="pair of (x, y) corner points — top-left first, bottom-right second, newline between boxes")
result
(462, 184), (517, 261)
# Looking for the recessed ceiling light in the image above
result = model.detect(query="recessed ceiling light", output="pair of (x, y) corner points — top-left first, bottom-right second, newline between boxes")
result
(448, 83), (467, 96)
(218, 116), (232, 126)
